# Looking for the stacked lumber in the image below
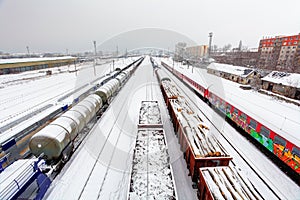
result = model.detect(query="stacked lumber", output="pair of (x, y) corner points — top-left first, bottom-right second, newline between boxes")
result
(201, 167), (263, 200)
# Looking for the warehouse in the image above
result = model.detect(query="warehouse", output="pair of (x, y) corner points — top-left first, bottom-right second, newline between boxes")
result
(261, 71), (300, 100)
(0, 56), (76, 75)
(207, 63), (260, 85)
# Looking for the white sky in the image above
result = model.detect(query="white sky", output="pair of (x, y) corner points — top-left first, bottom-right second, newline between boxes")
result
(0, 0), (299, 53)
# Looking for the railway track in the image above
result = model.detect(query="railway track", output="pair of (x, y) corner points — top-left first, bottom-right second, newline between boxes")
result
(76, 69), (138, 200)
(0, 61), (114, 125)
(160, 67), (285, 199)
(0, 58), (144, 200)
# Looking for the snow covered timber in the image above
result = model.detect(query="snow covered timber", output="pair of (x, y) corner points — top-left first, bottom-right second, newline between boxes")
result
(198, 166), (263, 200)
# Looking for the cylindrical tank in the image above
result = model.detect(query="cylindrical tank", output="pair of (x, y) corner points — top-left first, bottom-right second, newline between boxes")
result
(123, 69), (131, 78)
(84, 94), (103, 113)
(77, 100), (95, 122)
(116, 73), (127, 85)
(95, 86), (111, 104)
(71, 105), (92, 125)
(29, 124), (71, 160)
(62, 110), (86, 132)
(52, 117), (78, 140)
(108, 79), (120, 94)
(95, 79), (119, 103)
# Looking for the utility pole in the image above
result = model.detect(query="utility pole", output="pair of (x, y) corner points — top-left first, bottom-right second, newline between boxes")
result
(208, 32), (213, 58)
(93, 41), (97, 76)
(26, 46), (30, 57)
(93, 41), (97, 59)
(116, 45), (118, 57)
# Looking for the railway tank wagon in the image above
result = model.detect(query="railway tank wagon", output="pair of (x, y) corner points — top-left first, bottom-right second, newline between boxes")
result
(115, 72), (127, 85)
(95, 79), (119, 104)
(29, 93), (103, 163)
(29, 58), (143, 164)
(161, 60), (300, 177)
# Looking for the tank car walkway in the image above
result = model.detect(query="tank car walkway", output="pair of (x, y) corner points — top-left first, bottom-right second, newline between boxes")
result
(44, 57), (197, 199)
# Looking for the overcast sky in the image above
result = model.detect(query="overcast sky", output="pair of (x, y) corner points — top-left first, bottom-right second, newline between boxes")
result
(0, 0), (299, 53)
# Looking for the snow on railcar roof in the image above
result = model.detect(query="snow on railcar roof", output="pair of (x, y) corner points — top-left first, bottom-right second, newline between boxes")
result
(160, 58), (300, 147)
(261, 71), (300, 88)
(207, 62), (254, 77)
(0, 56), (76, 64)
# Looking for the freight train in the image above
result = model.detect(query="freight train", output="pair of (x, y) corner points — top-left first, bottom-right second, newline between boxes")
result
(153, 64), (264, 199)
(160, 60), (300, 178)
(155, 67), (232, 180)
(29, 57), (144, 165)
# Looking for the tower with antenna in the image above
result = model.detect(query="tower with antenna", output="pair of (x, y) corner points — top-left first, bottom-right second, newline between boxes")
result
(93, 41), (97, 57)
(238, 40), (242, 51)
(26, 46), (30, 57)
(208, 32), (213, 57)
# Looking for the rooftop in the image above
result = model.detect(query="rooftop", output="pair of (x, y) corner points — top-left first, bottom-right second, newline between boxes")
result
(207, 63), (254, 77)
(0, 56), (76, 65)
(261, 71), (300, 88)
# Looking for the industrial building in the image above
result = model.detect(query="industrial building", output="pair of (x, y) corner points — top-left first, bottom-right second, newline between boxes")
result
(0, 57), (76, 75)
(261, 71), (300, 100)
(207, 62), (260, 85)
(185, 45), (208, 59)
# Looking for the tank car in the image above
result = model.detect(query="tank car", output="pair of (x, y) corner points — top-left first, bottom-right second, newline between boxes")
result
(29, 63), (134, 164)
(115, 72), (127, 85)
(95, 79), (119, 103)
(123, 68), (132, 78)
(29, 122), (72, 162)
(29, 93), (103, 163)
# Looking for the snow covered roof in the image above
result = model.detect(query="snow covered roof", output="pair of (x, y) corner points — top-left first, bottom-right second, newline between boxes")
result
(0, 56), (76, 65)
(261, 71), (300, 88)
(207, 63), (254, 77)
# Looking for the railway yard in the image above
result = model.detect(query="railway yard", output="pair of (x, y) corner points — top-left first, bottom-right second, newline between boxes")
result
(0, 56), (299, 200)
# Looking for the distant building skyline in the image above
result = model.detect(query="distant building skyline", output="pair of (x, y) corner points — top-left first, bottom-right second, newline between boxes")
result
(0, 0), (299, 53)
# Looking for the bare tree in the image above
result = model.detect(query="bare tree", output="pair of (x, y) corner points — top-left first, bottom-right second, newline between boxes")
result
(213, 45), (218, 53)
(222, 44), (232, 52)
(175, 42), (187, 61)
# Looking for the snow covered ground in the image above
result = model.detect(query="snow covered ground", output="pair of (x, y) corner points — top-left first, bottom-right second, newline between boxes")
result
(0, 58), (136, 146)
(155, 60), (299, 199)
(44, 56), (197, 200)
(4, 56), (298, 199)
